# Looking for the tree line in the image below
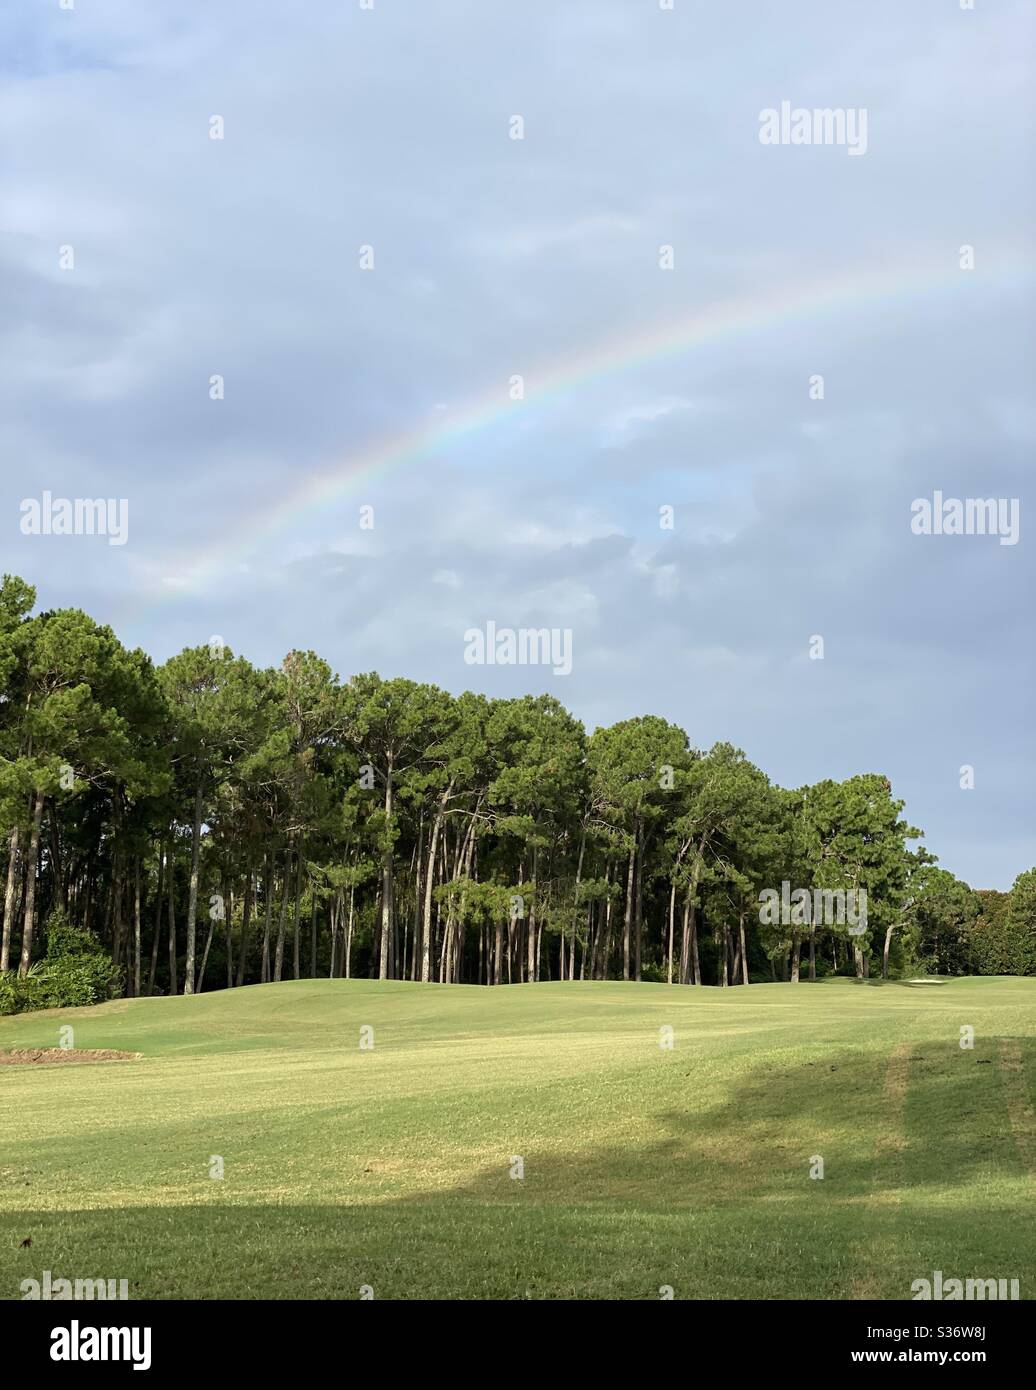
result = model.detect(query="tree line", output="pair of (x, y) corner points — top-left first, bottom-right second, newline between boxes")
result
(1, 573), (1032, 1009)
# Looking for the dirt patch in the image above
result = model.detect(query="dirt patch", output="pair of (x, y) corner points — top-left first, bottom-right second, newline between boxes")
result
(0, 1048), (141, 1066)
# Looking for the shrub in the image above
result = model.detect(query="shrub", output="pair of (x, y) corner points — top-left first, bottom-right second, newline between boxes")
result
(0, 963), (48, 1016)
(0, 913), (122, 1015)
(44, 911), (103, 961)
(37, 953), (122, 1009)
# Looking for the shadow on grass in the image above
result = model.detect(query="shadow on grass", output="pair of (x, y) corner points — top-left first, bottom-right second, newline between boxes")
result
(817, 977), (953, 989)
(2, 1037), (1031, 1299)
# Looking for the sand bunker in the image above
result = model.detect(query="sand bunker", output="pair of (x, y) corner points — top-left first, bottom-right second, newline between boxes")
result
(0, 1048), (141, 1065)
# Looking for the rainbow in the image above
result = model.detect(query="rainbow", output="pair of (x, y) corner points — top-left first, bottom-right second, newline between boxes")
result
(126, 246), (1029, 613)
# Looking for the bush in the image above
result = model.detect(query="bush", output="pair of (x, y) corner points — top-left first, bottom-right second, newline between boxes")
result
(0, 963), (48, 1016)
(44, 911), (102, 961)
(0, 914), (122, 1015)
(37, 953), (122, 1009)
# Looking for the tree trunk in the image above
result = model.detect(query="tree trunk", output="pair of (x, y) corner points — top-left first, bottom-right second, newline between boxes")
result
(717, 919), (729, 986)
(1, 823), (21, 973)
(679, 864), (702, 985)
(49, 803), (67, 913)
(633, 823), (644, 981)
(570, 831), (585, 983)
(730, 921), (742, 985)
(17, 790), (45, 977)
(622, 838), (635, 981)
(438, 903), (450, 983)
(309, 881), (317, 977)
(345, 881), (355, 979)
(292, 853), (302, 980)
(226, 883), (234, 989)
(329, 890), (339, 979)
(147, 844), (164, 996)
(379, 764), (394, 980)
(678, 887), (691, 984)
(260, 851), (273, 982)
(274, 847), (293, 982)
(83, 854), (94, 935)
(133, 856), (142, 998)
(112, 835), (124, 971)
(183, 780), (203, 995)
(527, 844), (539, 983)
(598, 873), (614, 980)
(882, 924), (895, 979)
(421, 803), (448, 983)
(738, 909), (749, 985)
(667, 880), (677, 985)
(196, 888), (216, 993)
(493, 920), (504, 985)
(167, 846), (178, 995)
(236, 868), (253, 987)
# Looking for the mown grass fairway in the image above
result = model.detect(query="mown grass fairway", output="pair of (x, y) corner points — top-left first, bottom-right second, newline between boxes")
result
(2, 978), (1034, 1300)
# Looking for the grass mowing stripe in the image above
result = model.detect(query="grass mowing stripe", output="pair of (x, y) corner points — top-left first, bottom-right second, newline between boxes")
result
(999, 1038), (1036, 1176)
(2, 977), (1034, 1299)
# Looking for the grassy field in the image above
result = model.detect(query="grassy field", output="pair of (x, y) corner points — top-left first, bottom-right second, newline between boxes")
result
(1, 976), (1033, 1300)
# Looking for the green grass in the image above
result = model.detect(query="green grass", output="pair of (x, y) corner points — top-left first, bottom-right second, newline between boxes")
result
(1, 976), (1033, 1299)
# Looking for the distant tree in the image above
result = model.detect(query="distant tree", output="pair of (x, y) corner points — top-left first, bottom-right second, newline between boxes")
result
(0, 571), (1026, 998)
(802, 775), (922, 979)
(969, 873), (1036, 976)
(908, 865), (981, 976)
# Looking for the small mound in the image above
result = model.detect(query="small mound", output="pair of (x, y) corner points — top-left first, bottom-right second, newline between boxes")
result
(0, 1048), (141, 1066)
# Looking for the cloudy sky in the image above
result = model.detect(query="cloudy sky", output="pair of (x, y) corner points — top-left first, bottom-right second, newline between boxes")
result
(2, 0), (1033, 888)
